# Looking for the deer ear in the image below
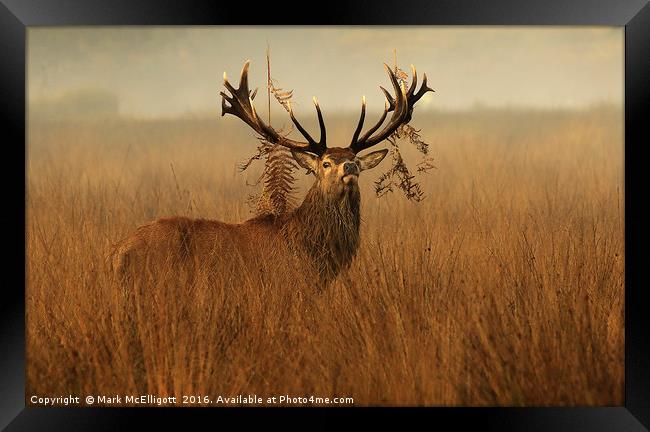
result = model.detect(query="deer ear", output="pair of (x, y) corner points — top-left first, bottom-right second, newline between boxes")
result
(291, 150), (319, 174)
(358, 148), (389, 171)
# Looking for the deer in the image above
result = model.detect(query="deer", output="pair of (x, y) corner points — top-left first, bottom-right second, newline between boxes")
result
(110, 60), (433, 290)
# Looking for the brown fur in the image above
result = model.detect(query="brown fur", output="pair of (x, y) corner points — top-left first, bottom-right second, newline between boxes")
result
(110, 147), (386, 290)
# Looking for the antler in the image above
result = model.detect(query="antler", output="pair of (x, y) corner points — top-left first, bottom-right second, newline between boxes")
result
(221, 61), (327, 156)
(349, 64), (434, 154)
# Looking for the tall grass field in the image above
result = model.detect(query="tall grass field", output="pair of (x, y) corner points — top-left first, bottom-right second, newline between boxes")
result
(26, 106), (624, 405)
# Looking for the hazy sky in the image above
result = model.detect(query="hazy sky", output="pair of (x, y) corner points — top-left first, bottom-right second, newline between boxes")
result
(28, 26), (623, 118)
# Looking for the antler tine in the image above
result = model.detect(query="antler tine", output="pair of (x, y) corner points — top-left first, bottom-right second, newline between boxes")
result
(407, 64), (418, 98)
(350, 96), (366, 146)
(238, 61), (250, 93)
(415, 73), (435, 102)
(348, 62), (433, 154)
(288, 101), (316, 145)
(286, 97), (327, 155)
(313, 97), (326, 145)
(358, 98), (389, 144)
(380, 86), (396, 112)
(403, 72), (434, 123)
(220, 61), (326, 156)
(348, 64), (408, 153)
(222, 71), (237, 98)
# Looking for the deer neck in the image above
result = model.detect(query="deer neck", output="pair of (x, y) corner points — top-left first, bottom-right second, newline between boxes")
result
(286, 182), (361, 279)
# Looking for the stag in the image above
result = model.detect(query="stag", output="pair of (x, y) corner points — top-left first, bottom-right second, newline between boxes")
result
(111, 60), (433, 289)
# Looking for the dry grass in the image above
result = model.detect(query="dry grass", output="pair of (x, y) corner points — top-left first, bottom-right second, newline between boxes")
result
(26, 106), (624, 406)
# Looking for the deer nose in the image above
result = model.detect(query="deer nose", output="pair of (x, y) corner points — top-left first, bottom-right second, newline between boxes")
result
(343, 162), (359, 175)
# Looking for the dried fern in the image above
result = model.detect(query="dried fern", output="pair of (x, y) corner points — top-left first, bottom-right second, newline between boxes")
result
(374, 136), (426, 202)
(254, 141), (300, 215)
(373, 53), (436, 201)
(240, 46), (300, 216)
(394, 66), (410, 87)
(238, 137), (274, 173)
(240, 130), (300, 217)
(269, 79), (293, 112)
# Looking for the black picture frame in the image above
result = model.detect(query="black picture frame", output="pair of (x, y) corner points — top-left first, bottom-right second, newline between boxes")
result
(2, 0), (648, 429)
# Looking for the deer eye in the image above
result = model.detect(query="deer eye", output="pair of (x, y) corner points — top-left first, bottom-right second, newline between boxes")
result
(322, 162), (331, 168)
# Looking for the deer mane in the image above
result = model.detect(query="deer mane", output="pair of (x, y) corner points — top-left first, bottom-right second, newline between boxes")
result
(281, 183), (361, 283)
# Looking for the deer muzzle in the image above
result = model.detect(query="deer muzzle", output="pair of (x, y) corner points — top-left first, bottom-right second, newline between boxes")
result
(343, 162), (359, 176)
(341, 162), (360, 185)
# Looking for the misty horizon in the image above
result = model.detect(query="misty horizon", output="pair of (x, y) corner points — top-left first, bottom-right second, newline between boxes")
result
(28, 27), (623, 120)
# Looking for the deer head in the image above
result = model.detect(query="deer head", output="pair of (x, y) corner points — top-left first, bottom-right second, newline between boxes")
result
(289, 147), (386, 200)
(220, 60), (433, 200)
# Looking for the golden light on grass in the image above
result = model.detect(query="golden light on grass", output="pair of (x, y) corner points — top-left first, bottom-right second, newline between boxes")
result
(26, 106), (623, 405)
